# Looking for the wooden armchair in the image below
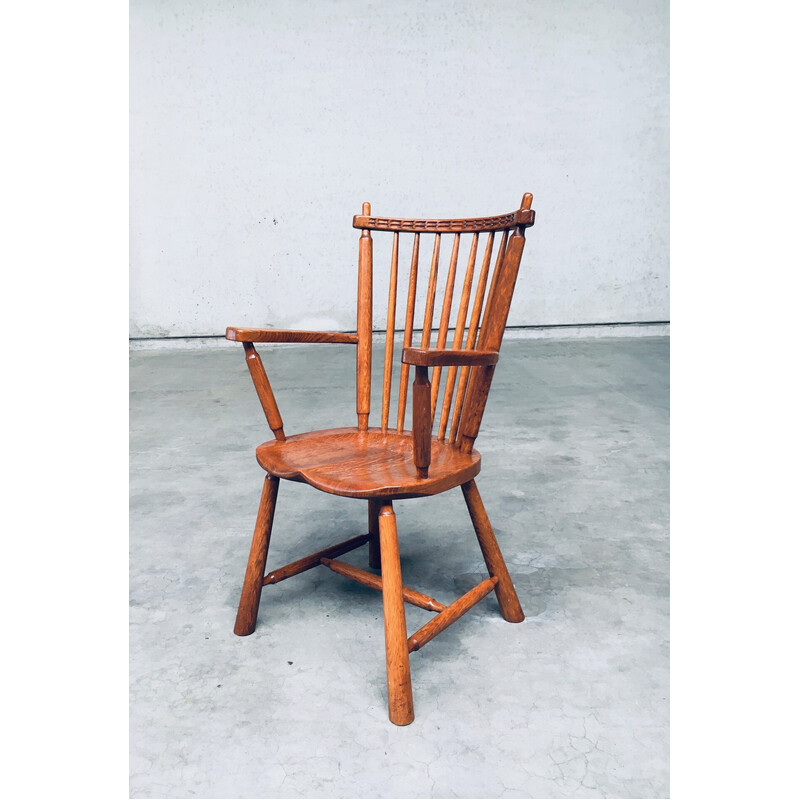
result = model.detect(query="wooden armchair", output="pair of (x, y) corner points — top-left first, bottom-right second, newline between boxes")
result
(227, 193), (536, 725)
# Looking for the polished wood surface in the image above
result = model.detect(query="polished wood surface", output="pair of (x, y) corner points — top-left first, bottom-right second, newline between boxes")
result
(227, 327), (358, 344)
(356, 202), (373, 431)
(243, 343), (285, 441)
(255, 427), (480, 499)
(378, 502), (414, 725)
(262, 533), (370, 586)
(430, 234), (460, 414)
(459, 192), (533, 453)
(402, 348), (499, 367)
(462, 479), (525, 622)
(353, 208), (535, 232)
(396, 232), (420, 433)
(380, 232), (400, 433)
(420, 233), (441, 350)
(228, 194), (535, 724)
(367, 498), (381, 569)
(407, 575), (498, 652)
(449, 232), (495, 443)
(437, 232), (479, 441)
(411, 366), (432, 477)
(321, 558), (446, 612)
(234, 476), (279, 636)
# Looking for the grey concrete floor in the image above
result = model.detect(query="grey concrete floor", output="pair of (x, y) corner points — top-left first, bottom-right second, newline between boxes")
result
(130, 337), (669, 799)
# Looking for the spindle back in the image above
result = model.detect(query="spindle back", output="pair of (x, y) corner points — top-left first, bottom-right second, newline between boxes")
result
(352, 193), (535, 452)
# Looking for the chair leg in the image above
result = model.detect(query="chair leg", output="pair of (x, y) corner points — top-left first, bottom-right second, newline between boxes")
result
(234, 475), (280, 636)
(368, 498), (381, 569)
(378, 501), (414, 725)
(461, 479), (525, 623)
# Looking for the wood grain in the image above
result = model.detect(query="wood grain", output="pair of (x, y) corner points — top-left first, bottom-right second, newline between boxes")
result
(243, 343), (286, 441)
(320, 558), (446, 612)
(461, 479), (525, 622)
(227, 328), (358, 344)
(396, 232), (420, 432)
(234, 476), (279, 636)
(407, 576), (498, 652)
(402, 348), (499, 367)
(412, 365), (431, 478)
(356, 202), (373, 431)
(262, 533), (370, 586)
(353, 208), (535, 232)
(459, 193), (533, 453)
(229, 193), (535, 724)
(397, 233), (419, 433)
(255, 427), (480, 499)
(437, 233), (479, 440)
(380, 232), (400, 433)
(368, 498), (382, 569)
(430, 234), (461, 420)
(449, 232), (495, 443)
(378, 502), (414, 725)
(420, 233), (441, 349)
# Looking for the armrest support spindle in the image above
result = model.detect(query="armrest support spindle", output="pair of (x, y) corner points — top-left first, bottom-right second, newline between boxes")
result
(412, 366), (432, 478)
(404, 348), (501, 467)
(243, 343), (285, 441)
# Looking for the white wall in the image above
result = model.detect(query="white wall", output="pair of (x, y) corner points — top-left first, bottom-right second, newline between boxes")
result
(130, 0), (668, 338)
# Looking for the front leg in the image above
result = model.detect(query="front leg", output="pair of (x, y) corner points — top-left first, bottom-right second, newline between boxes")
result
(234, 476), (280, 635)
(378, 502), (414, 725)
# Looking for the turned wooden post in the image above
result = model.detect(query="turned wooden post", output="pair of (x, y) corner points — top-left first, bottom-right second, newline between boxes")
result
(243, 343), (285, 441)
(461, 479), (524, 623)
(412, 365), (432, 478)
(368, 498), (381, 569)
(378, 502), (414, 725)
(356, 202), (373, 431)
(234, 476), (280, 635)
(407, 576), (498, 652)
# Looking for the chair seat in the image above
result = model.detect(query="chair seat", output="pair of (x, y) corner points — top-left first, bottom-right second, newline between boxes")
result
(256, 427), (481, 499)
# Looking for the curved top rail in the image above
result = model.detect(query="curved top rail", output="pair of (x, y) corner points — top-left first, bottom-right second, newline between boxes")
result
(353, 208), (535, 233)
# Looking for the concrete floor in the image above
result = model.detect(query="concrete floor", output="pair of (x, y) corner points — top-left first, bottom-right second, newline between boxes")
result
(130, 337), (669, 798)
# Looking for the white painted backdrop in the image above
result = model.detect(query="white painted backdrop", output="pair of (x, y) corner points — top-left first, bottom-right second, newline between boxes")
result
(130, 0), (668, 338)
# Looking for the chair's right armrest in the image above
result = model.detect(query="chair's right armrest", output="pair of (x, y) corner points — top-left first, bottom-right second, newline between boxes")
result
(226, 327), (358, 344)
(401, 347), (499, 367)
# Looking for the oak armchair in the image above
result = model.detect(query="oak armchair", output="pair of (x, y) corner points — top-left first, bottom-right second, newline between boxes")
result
(227, 193), (536, 724)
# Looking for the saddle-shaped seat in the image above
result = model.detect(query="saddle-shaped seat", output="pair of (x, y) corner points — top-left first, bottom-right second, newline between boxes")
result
(256, 427), (481, 499)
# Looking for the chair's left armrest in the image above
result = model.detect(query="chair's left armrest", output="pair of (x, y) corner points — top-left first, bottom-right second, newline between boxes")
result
(226, 327), (358, 344)
(226, 328), (356, 441)
(401, 347), (499, 367)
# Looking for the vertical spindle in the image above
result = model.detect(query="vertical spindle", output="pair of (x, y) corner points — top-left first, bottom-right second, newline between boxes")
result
(430, 234), (460, 423)
(381, 232), (400, 432)
(438, 232), (479, 440)
(396, 232), (420, 432)
(356, 202), (373, 431)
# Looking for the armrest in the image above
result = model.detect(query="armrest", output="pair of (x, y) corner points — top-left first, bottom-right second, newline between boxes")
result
(407, 349), (499, 477)
(229, 328), (356, 441)
(226, 327), (358, 344)
(402, 347), (499, 367)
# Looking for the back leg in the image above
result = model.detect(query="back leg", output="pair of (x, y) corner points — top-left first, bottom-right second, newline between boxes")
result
(461, 479), (524, 623)
(368, 498), (381, 569)
(234, 475), (280, 636)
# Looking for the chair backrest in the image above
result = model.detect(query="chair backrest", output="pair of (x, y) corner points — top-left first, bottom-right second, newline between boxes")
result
(352, 193), (535, 453)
